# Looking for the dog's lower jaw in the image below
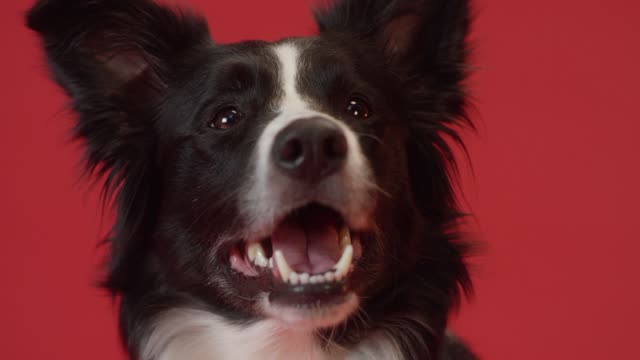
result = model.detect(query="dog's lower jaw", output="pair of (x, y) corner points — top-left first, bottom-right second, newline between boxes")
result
(259, 291), (359, 330)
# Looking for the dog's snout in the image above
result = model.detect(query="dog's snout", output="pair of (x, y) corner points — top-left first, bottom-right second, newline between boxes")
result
(272, 117), (348, 181)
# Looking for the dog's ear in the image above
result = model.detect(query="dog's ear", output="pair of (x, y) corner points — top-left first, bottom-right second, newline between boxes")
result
(26, 0), (210, 185)
(315, 0), (470, 76)
(316, 0), (473, 224)
(27, 0), (211, 291)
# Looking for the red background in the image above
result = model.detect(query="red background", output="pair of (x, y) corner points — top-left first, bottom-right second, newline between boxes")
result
(1, 0), (639, 358)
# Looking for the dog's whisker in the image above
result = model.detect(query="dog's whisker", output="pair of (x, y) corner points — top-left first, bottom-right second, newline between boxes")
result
(368, 180), (393, 199)
(355, 132), (384, 145)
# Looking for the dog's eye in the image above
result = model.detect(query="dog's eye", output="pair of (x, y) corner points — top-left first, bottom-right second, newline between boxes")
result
(345, 97), (372, 120)
(210, 107), (243, 130)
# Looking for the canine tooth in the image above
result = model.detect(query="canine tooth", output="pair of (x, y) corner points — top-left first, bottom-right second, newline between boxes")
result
(299, 273), (310, 284)
(255, 249), (269, 268)
(246, 242), (259, 261)
(289, 272), (300, 285)
(324, 272), (335, 282)
(339, 225), (351, 250)
(274, 251), (292, 282)
(247, 242), (268, 266)
(333, 244), (353, 278)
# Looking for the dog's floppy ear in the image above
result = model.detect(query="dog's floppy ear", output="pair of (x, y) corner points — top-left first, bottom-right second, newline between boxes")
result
(26, 0), (210, 186)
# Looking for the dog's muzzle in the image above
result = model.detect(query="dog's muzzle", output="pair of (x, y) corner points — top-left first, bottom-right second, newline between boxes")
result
(232, 111), (375, 328)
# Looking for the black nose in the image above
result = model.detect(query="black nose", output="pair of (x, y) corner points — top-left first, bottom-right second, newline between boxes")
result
(272, 117), (348, 181)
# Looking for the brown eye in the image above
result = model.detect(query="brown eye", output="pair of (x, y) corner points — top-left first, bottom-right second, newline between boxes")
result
(346, 96), (372, 120)
(210, 107), (243, 130)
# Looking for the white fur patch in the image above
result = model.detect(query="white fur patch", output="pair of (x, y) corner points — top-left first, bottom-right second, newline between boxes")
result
(139, 308), (405, 360)
(250, 43), (314, 224)
(275, 43), (308, 112)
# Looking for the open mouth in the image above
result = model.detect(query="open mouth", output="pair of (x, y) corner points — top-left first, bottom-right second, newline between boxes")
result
(229, 203), (363, 311)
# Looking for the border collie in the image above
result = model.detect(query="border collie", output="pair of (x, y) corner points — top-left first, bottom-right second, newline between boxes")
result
(27, 0), (477, 358)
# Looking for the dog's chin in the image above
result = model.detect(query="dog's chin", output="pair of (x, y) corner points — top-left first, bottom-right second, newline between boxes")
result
(260, 291), (359, 330)
(226, 203), (366, 330)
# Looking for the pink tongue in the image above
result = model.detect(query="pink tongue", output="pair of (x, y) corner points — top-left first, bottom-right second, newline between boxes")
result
(271, 208), (342, 275)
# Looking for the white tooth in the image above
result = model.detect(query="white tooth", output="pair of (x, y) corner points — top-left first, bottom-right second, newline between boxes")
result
(246, 242), (260, 261)
(255, 249), (269, 268)
(247, 242), (269, 267)
(333, 244), (353, 278)
(274, 251), (292, 282)
(339, 225), (351, 250)
(314, 275), (325, 283)
(289, 272), (300, 285)
(268, 258), (273, 268)
(299, 273), (310, 284)
(324, 272), (335, 283)
(309, 275), (319, 284)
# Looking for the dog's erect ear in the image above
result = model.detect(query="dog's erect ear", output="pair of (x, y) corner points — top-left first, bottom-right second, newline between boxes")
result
(26, 0), (210, 98)
(315, 0), (470, 75)
(27, 0), (211, 290)
(26, 0), (210, 184)
(316, 0), (473, 225)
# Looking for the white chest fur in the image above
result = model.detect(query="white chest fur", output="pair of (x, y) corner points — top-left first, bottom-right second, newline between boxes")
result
(140, 309), (404, 360)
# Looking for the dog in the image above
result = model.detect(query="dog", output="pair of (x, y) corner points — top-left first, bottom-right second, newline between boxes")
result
(27, 0), (477, 358)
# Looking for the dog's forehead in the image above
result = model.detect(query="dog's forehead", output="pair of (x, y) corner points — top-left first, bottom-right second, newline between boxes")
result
(272, 41), (308, 113)
(214, 38), (353, 108)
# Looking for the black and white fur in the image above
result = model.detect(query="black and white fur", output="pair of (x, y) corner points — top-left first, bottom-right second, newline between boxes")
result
(27, 0), (477, 359)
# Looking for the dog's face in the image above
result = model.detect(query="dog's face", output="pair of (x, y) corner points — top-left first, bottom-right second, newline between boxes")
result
(28, 0), (470, 332)
(156, 38), (410, 327)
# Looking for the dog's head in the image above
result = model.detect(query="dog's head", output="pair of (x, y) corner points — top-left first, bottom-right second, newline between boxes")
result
(28, 0), (471, 331)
